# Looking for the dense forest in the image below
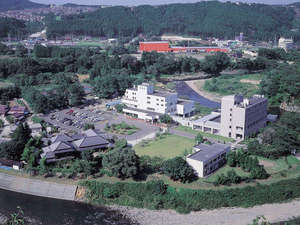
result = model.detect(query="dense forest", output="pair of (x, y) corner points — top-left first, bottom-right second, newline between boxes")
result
(46, 1), (298, 41)
(0, 0), (45, 12)
(0, 17), (27, 38)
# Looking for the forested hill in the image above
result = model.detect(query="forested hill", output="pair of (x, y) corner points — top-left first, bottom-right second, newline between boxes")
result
(46, 1), (299, 41)
(0, 0), (46, 12)
(0, 17), (27, 38)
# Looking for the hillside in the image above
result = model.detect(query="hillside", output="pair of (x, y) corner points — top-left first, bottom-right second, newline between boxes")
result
(0, 17), (28, 38)
(45, 1), (299, 41)
(0, 0), (46, 12)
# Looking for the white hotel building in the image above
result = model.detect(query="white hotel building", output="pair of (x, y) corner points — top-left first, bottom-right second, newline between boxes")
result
(121, 83), (194, 121)
(192, 95), (268, 140)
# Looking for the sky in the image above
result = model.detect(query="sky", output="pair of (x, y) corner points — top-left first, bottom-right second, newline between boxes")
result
(31, 0), (300, 6)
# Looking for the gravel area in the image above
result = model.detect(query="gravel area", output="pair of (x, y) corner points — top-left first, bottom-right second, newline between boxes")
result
(109, 199), (300, 225)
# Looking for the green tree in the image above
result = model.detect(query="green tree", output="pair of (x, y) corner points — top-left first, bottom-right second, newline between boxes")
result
(161, 157), (196, 183)
(195, 133), (204, 145)
(202, 52), (231, 76)
(102, 146), (140, 179)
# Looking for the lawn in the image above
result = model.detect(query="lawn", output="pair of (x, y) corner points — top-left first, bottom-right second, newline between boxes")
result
(176, 125), (235, 143)
(134, 134), (195, 159)
(258, 156), (300, 174)
(203, 73), (262, 97)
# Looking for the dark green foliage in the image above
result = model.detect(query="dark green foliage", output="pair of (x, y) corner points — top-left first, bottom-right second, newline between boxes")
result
(159, 114), (173, 124)
(248, 112), (300, 159)
(0, 86), (21, 103)
(81, 176), (300, 213)
(195, 133), (204, 145)
(260, 63), (300, 106)
(161, 157), (196, 183)
(45, 1), (296, 42)
(83, 123), (95, 130)
(0, 123), (32, 161)
(225, 150), (269, 183)
(33, 44), (51, 58)
(0, 17), (27, 39)
(139, 155), (164, 174)
(202, 52), (230, 76)
(102, 146), (140, 179)
(215, 170), (242, 185)
(115, 104), (125, 113)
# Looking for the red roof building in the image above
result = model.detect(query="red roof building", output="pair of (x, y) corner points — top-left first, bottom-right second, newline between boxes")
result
(139, 41), (229, 53)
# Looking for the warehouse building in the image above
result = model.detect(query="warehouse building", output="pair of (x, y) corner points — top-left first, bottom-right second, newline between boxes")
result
(139, 41), (229, 53)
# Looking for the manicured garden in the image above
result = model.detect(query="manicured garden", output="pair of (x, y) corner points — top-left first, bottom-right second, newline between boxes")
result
(104, 122), (139, 135)
(134, 134), (195, 159)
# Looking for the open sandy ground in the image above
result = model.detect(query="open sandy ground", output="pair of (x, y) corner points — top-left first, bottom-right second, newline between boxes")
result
(110, 199), (300, 225)
(185, 79), (222, 102)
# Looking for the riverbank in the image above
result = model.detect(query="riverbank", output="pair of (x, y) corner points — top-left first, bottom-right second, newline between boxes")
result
(0, 173), (77, 201)
(185, 79), (222, 102)
(109, 199), (300, 225)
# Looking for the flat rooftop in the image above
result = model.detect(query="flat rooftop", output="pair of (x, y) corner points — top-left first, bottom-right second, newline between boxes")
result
(188, 143), (230, 163)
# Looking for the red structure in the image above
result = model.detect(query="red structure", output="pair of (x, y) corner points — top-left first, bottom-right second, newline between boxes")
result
(139, 41), (229, 53)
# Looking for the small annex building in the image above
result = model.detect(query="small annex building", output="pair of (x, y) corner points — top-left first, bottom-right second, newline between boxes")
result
(186, 143), (230, 178)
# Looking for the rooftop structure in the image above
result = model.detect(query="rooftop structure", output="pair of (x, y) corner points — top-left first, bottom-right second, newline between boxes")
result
(41, 129), (112, 163)
(122, 83), (194, 121)
(186, 143), (230, 177)
(139, 41), (229, 53)
(220, 95), (267, 140)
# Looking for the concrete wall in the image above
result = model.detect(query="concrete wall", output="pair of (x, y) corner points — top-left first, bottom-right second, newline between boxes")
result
(186, 158), (204, 177)
(0, 173), (77, 201)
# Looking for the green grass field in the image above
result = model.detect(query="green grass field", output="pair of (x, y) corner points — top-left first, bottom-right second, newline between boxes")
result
(176, 125), (235, 143)
(203, 73), (262, 97)
(134, 134), (195, 159)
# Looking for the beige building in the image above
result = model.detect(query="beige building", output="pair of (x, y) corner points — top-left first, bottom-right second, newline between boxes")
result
(220, 95), (267, 140)
(186, 143), (231, 177)
(191, 95), (268, 140)
(122, 83), (194, 121)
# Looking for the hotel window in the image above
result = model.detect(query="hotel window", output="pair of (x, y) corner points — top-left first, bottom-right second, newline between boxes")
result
(147, 96), (150, 99)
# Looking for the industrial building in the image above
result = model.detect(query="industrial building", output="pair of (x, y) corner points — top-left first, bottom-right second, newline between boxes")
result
(191, 95), (268, 140)
(121, 83), (194, 122)
(139, 41), (229, 53)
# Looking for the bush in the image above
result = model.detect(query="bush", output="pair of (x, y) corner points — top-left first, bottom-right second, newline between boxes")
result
(161, 157), (196, 183)
(102, 147), (140, 179)
(159, 114), (173, 124)
(81, 176), (300, 214)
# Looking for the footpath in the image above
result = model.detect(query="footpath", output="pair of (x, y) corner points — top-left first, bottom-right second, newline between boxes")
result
(0, 173), (77, 201)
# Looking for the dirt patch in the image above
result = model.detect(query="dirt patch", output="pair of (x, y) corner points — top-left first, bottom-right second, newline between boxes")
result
(259, 160), (275, 168)
(240, 79), (260, 85)
(185, 79), (221, 102)
(77, 74), (90, 82)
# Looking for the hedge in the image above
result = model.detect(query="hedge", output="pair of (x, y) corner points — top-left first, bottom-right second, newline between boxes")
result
(80, 176), (300, 213)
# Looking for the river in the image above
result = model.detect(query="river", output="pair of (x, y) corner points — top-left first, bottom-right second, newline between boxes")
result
(175, 81), (220, 108)
(0, 188), (135, 225)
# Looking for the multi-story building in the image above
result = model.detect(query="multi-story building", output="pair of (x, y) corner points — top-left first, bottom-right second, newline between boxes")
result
(191, 95), (268, 140)
(220, 95), (267, 140)
(122, 83), (194, 121)
(186, 143), (231, 177)
(278, 37), (294, 51)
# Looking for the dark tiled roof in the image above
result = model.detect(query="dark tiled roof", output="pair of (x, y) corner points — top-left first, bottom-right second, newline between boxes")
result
(188, 143), (230, 162)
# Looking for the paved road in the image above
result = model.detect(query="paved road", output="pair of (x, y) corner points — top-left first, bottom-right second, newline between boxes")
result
(0, 173), (77, 201)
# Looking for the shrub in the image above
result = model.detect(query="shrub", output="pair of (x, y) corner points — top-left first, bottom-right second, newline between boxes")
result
(161, 157), (196, 183)
(102, 147), (140, 179)
(81, 176), (300, 214)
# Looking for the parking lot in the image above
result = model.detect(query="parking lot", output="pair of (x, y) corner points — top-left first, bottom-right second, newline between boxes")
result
(41, 105), (159, 142)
